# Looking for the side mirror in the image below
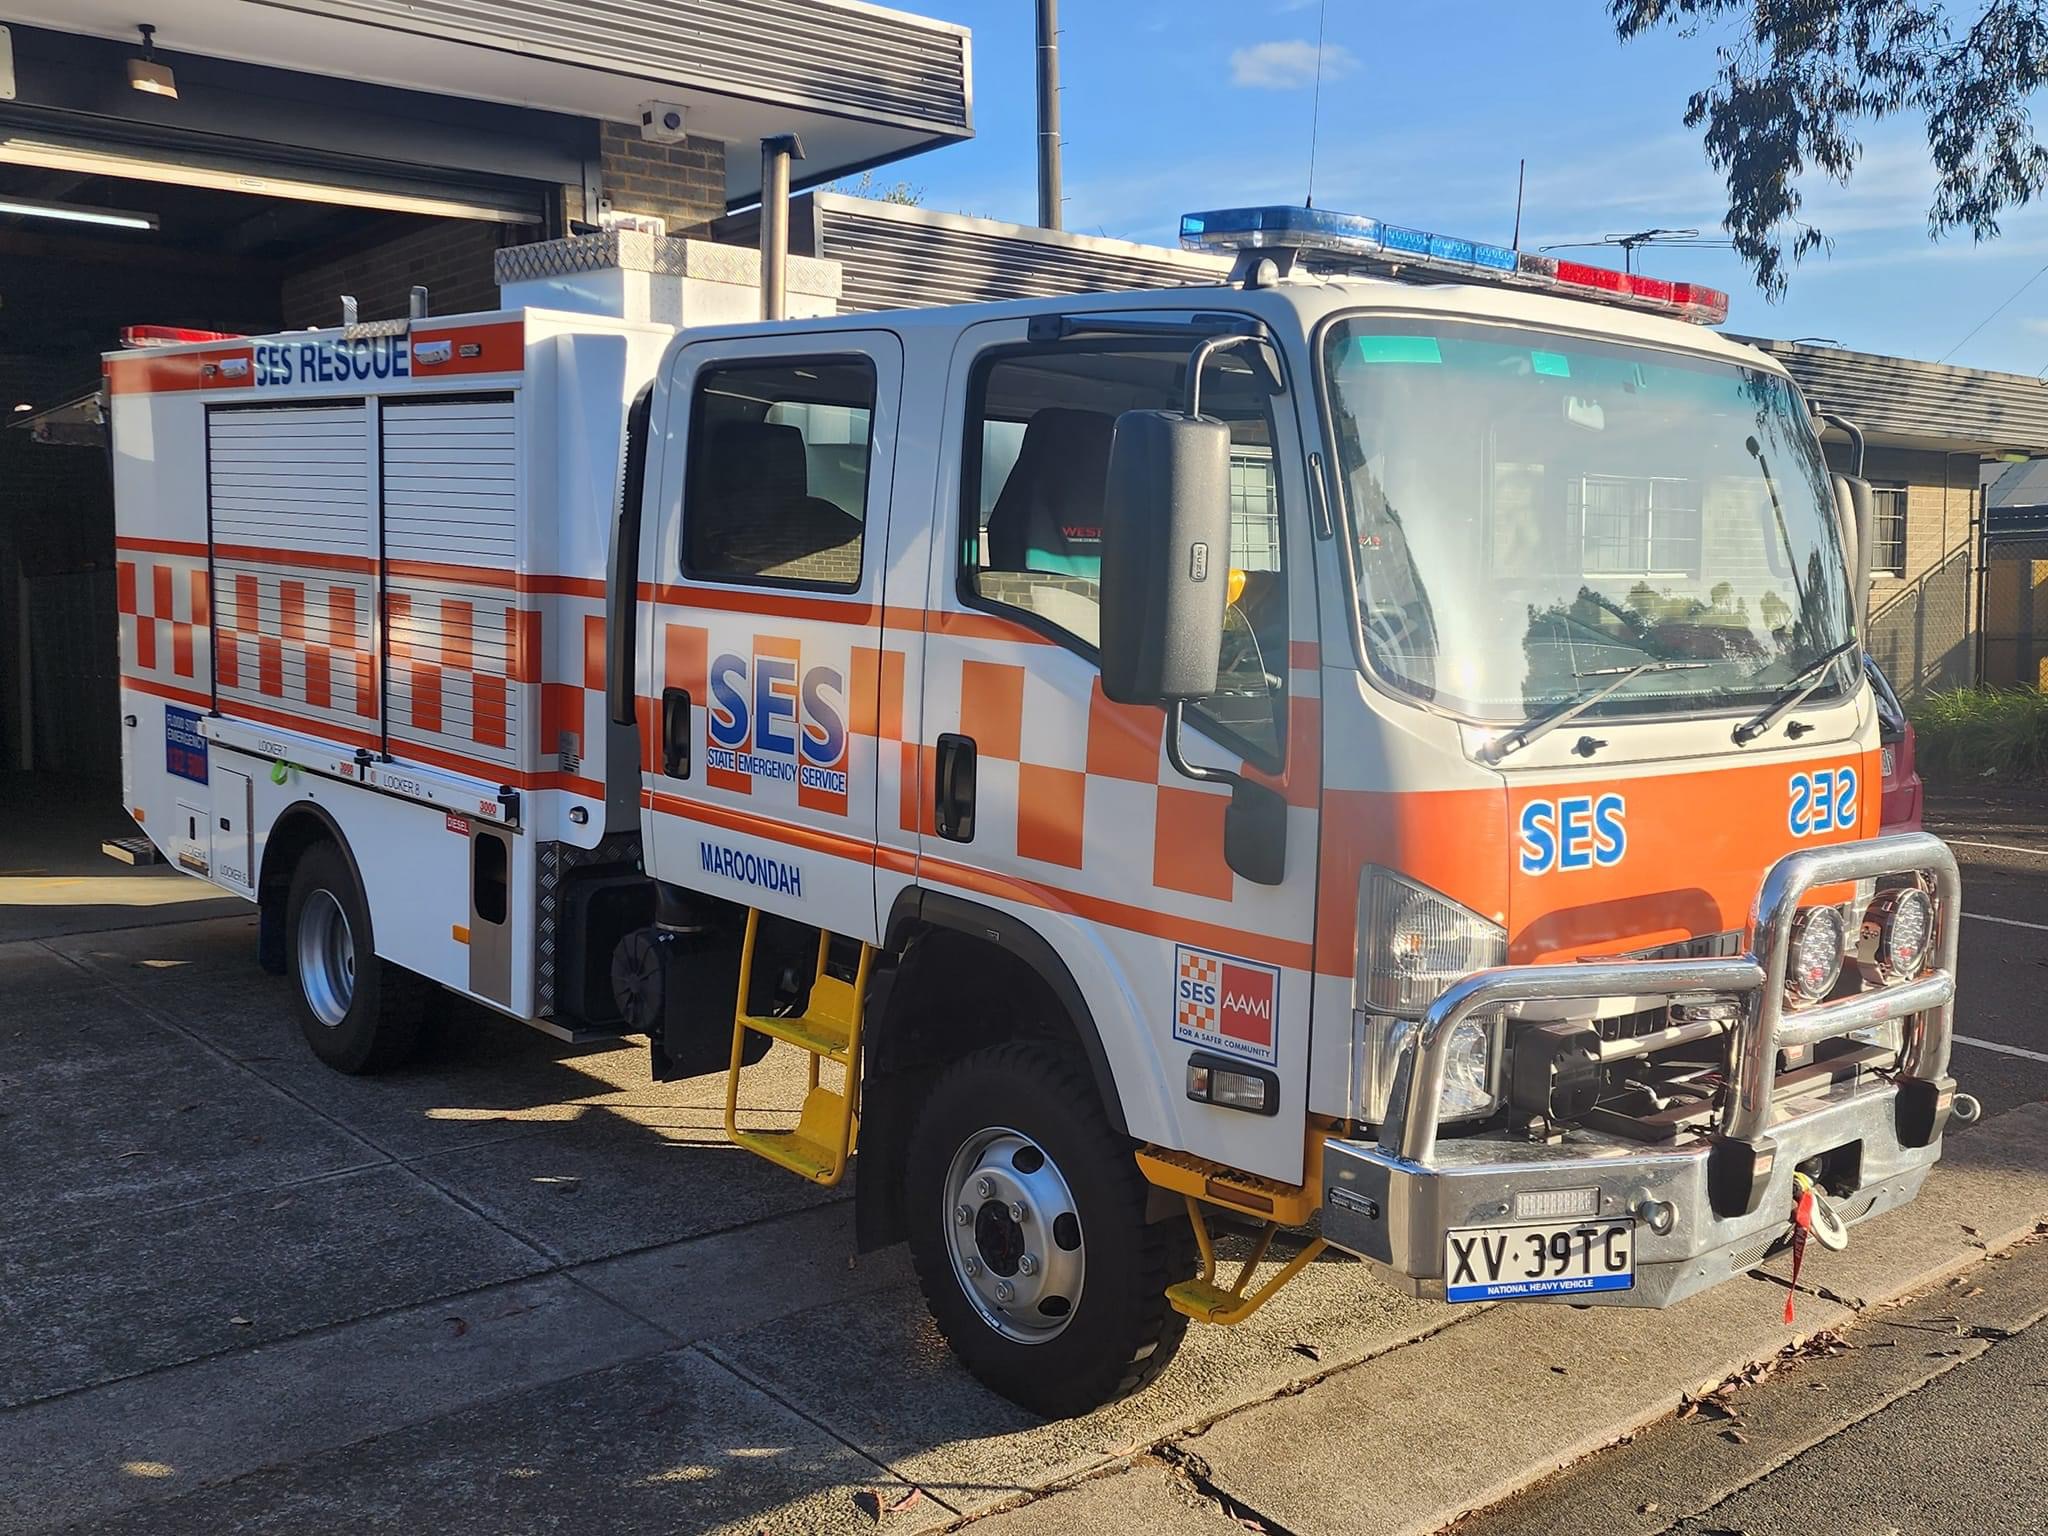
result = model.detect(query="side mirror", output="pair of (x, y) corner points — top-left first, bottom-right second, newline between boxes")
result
(1099, 406), (1287, 888)
(1833, 472), (1873, 638)
(1099, 409), (1232, 705)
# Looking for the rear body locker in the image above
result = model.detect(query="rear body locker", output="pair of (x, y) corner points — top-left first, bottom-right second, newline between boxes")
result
(107, 308), (669, 1036)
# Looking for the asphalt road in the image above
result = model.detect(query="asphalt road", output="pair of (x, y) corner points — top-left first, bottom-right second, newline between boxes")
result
(1928, 788), (2048, 1119)
(1457, 1229), (2048, 1536)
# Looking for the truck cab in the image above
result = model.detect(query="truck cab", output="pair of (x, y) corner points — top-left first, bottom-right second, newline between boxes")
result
(109, 207), (1964, 1418)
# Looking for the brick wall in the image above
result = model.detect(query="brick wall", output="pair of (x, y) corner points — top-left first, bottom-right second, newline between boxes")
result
(599, 123), (727, 233)
(275, 128), (726, 326)
(280, 219), (525, 328)
(1861, 447), (1978, 588)
(1862, 446), (1982, 694)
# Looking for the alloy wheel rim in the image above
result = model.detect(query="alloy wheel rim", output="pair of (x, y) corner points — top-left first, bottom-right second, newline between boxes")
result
(297, 888), (356, 1028)
(942, 1126), (1085, 1344)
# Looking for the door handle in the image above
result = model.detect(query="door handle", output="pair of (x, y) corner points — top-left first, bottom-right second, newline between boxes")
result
(662, 687), (691, 779)
(934, 733), (976, 842)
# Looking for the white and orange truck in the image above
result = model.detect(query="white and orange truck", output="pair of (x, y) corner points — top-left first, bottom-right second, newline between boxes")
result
(108, 206), (1968, 1415)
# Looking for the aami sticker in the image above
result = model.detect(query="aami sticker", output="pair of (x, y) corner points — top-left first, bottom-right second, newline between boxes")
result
(1173, 944), (1280, 1066)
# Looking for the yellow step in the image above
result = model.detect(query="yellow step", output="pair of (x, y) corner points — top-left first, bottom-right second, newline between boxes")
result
(730, 1084), (858, 1184)
(735, 1006), (854, 1060)
(1166, 1278), (1246, 1324)
(1136, 1145), (1318, 1227)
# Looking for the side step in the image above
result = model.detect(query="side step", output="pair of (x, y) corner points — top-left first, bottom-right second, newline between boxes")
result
(723, 910), (871, 1186)
(1135, 1144), (1318, 1226)
(1137, 1142), (1327, 1325)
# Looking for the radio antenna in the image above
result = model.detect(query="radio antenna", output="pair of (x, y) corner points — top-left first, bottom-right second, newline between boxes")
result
(1305, 0), (1328, 208)
(1512, 158), (1525, 250)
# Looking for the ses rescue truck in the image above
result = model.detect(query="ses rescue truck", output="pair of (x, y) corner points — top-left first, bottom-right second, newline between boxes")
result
(110, 206), (1970, 1416)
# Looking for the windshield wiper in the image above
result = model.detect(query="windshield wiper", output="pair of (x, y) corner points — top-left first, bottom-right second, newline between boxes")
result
(1481, 658), (1712, 764)
(1731, 638), (1858, 746)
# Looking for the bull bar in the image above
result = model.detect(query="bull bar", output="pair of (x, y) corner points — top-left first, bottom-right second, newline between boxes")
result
(1321, 833), (1962, 1306)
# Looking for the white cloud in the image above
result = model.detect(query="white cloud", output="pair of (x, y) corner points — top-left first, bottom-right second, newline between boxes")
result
(1229, 39), (1355, 90)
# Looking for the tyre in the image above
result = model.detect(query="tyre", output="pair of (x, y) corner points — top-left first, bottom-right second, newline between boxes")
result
(284, 840), (426, 1074)
(905, 1041), (1189, 1417)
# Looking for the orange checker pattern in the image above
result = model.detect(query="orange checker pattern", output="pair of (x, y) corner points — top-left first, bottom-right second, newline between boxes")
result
(117, 553), (210, 698)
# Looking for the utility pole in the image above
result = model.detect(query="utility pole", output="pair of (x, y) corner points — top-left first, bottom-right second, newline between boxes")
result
(1035, 0), (1063, 230)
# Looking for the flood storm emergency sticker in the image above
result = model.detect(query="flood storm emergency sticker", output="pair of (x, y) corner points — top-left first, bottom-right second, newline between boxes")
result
(1174, 944), (1280, 1066)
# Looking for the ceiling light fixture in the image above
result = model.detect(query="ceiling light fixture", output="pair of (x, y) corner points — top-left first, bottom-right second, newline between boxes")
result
(128, 25), (177, 99)
(0, 196), (159, 230)
(0, 138), (531, 224)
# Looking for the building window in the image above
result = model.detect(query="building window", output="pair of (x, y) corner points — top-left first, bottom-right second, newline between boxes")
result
(682, 357), (874, 591)
(1577, 475), (1701, 577)
(1870, 485), (1908, 577)
(1229, 449), (1282, 573)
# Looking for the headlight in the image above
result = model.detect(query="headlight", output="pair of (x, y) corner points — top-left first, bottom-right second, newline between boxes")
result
(1787, 906), (1847, 1005)
(1871, 887), (1933, 981)
(1356, 868), (1507, 1124)
(1438, 1016), (1495, 1119)
(1357, 867), (1507, 1016)
(1358, 1011), (1502, 1123)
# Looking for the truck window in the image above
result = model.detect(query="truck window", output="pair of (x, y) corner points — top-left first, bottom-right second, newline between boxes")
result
(962, 343), (1287, 765)
(682, 357), (875, 591)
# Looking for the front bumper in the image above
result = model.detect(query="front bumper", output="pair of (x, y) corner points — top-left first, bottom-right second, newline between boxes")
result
(1320, 833), (1961, 1307)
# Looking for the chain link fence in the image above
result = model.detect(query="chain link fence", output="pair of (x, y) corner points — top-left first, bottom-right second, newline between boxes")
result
(1867, 545), (1975, 701)
(1980, 530), (2048, 692)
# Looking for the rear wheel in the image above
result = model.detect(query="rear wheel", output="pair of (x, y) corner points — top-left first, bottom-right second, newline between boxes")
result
(285, 840), (425, 1073)
(905, 1041), (1188, 1416)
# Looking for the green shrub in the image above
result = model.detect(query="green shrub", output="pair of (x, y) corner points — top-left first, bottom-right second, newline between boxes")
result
(1910, 687), (2048, 785)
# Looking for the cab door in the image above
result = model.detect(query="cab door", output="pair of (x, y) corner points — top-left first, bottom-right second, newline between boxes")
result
(639, 329), (903, 943)
(911, 316), (1324, 1183)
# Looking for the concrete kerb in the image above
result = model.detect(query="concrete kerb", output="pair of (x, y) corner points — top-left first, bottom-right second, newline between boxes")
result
(1166, 1101), (2048, 1536)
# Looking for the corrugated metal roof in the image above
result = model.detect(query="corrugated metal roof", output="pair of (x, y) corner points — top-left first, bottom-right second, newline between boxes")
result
(1733, 335), (2048, 454)
(718, 193), (1230, 312)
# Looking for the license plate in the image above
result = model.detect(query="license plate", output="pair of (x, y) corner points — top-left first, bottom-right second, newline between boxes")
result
(1444, 1219), (1635, 1302)
(1881, 745), (1897, 778)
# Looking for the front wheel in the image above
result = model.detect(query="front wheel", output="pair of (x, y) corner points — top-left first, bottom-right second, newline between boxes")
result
(905, 1042), (1188, 1417)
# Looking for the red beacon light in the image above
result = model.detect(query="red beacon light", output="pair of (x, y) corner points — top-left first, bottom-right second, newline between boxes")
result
(1179, 208), (1730, 327)
(1515, 252), (1729, 326)
(119, 325), (247, 348)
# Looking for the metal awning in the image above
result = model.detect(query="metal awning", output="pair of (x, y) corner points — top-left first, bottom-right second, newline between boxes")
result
(6, 0), (973, 206)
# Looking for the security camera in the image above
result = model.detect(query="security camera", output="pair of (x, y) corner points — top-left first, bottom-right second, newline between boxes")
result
(639, 102), (688, 144)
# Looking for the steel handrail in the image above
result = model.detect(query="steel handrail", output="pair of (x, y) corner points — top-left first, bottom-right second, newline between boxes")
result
(1734, 830), (1960, 1140)
(1379, 957), (1765, 1163)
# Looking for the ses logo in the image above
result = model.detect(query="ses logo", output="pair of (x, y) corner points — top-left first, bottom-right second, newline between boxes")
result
(1518, 793), (1628, 876)
(706, 642), (850, 815)
(1789, 765), (1858, 838)
(1173, 944), (1280, 1066)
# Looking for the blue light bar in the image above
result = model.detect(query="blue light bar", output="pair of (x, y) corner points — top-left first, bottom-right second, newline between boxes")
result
(1181, 205), (1518, 276)
(1179, 203), (1724, 322)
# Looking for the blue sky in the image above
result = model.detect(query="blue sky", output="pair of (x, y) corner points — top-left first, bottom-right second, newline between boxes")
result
(890, 1), (2048, 378)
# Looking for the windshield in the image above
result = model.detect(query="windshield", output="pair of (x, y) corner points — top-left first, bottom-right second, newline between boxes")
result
(1320, 316), (1856, 723)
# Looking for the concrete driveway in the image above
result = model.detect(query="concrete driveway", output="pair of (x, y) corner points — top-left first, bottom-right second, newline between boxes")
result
(4, 777), (2046, 1535)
